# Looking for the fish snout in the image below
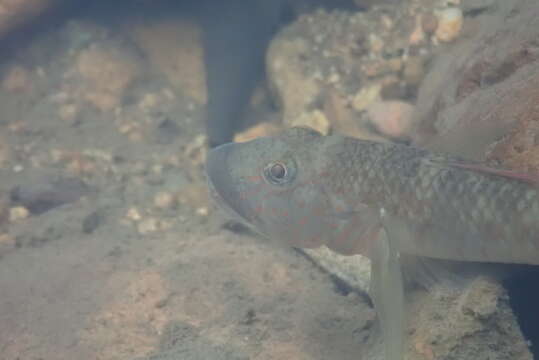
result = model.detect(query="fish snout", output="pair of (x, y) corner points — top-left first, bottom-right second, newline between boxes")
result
(206, 143), (252, 224)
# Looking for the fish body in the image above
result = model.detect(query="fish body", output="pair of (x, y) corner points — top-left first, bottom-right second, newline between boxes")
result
(205, 127), (539, 360)
(206, 126), (539, 264)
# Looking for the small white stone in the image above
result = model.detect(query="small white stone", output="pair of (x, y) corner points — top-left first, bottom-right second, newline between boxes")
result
(435, 7), (463, 43)
(126, 207), (142, 221)
(9, 206), (29, 222)
(154, 192), (176, 209)
(137, 218), (160, 234)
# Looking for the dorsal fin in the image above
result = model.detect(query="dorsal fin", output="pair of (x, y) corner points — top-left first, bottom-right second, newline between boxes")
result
(427, 158), (539, 185)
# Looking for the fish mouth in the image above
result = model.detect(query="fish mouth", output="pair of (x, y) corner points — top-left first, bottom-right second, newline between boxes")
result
(205, 143), (253, 226)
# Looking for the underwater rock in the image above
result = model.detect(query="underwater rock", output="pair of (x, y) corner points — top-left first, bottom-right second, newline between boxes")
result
(406, 277), (532, 360)
(434, 7), (463, 43)
(267, 4), (435, 140)
(366, 100), (414, 139)
(0, 0), (55, 39)
(421, 12), (438, 36)
(302, 247), (371, 292)
(289, 110), (331, 135)
(76, 43), (141, 112)
(233, 122), (283, 143)
(10, 173), (91, 215)
(413, 0), (539, 160)
(2, 65), (32, 93)
(487, 112), (539, 175)
(128, 18), (207, 105)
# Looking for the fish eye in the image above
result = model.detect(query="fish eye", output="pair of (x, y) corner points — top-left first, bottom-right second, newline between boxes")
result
(264, 161), (293, 185)
(270, 163), (286, 179)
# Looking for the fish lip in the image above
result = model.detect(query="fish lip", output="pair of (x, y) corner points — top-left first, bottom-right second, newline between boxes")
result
(205, 143), (253, 226)
(206, 173), (248, 224)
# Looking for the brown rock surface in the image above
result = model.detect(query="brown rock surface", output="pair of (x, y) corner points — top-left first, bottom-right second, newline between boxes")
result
(267, 4), (433, 139)
(487, 114), (539, 174)
(127, 18), (207, 105)
(412, 0), (539, 161)
(233, 121), (283, 143)
(434, 7), (463, 43)
(76, 44), (141, 111)
(0, 0), (55, 39)
(2, 65), (32, 92)
(406, 278), (531, 360)
(367, 100), (415, 139)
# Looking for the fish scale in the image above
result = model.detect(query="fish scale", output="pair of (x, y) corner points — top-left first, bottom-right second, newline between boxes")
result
(326, 137), (539, 262)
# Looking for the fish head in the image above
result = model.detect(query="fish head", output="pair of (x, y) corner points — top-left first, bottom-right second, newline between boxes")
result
(205, 127), (337, 249)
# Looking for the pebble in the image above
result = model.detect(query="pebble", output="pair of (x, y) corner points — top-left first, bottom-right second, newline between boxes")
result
(59, 104), (78, 121)
(10, 176), (90, 214)
(195, 207), (209, 217)
(367, 100), (415, 138)
(138, 93), (160, 110)
(234, 122), (283, 143)
(153, 191), (177, 209)
(2, 66), (32, 93)
(435, 8), (463, 43)
(137, 217), (160, 234)
(460, 0), (496, 13)
(352, 84), (382, 112)
(184, 134), (207, 166)
(82, 211), (103, 234)
(9, 206), (29, 222)
(290, 110), (331, 135)
(126, 207), (142, 222)
(368, 33), (384, 54)
(0, 233), (15, 254)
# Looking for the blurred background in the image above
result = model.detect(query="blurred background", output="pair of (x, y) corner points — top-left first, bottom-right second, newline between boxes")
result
(0, 0), (538, 359)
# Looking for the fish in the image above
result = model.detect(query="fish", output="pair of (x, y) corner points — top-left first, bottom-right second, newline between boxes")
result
(205, 126), (539, 360)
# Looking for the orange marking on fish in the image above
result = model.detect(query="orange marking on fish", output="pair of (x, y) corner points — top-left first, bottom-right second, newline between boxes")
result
(246, 175), (263, 183)
(334, 205), (345, 213)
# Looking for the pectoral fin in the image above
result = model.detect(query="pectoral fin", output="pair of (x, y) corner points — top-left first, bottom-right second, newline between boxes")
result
(370, 217), (405, 360)
(380, 210), (496, 289)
